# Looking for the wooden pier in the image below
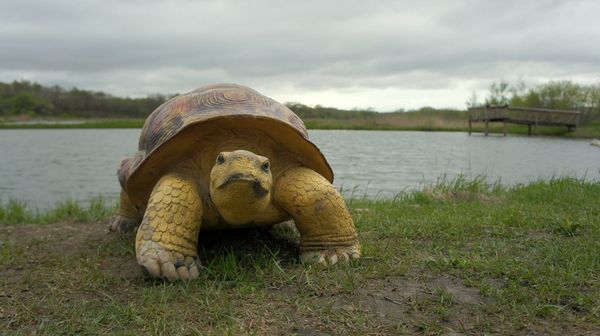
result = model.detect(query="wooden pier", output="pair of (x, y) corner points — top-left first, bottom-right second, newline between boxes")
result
(467, 105), (581, 136)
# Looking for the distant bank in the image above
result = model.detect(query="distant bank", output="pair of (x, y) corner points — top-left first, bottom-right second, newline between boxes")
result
(2, 80), (600, 138)
(1, 116), (599, 138)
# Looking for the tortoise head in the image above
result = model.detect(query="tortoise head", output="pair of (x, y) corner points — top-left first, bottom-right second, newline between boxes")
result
(209, 150), (272, 225)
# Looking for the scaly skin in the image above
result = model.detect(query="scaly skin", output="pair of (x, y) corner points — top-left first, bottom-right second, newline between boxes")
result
(209, 150), (274, 225)
(113, 147), (361, 281)
(274, 167), (360, 266)
(135, 172), (203, 281)
(108, 190), (142, 233)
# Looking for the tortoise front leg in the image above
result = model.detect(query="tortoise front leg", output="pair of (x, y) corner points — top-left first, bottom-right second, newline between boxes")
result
(136, 172), (203, 281)
(274, 167), (360, 266)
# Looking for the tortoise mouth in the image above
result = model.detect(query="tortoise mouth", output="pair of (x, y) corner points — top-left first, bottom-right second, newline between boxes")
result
(218, 174), (269, 198)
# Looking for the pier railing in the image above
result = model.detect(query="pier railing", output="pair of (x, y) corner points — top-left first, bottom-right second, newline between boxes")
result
(467, 105), (581, 136)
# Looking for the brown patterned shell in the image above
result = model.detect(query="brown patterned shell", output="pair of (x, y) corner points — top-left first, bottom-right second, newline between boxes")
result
(118, 83), (333, 199)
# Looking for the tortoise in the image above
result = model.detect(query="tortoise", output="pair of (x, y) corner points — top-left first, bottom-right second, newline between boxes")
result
(110, 83), (360, 281)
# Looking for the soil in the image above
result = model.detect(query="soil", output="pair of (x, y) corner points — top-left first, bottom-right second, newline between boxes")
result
(1, 221), (596, 335)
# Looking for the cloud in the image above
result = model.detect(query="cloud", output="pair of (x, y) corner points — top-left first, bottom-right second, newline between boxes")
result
(1, 0), (599, 110)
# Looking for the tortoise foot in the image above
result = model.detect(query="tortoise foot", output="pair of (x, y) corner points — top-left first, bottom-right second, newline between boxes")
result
(108, 215), (139, 233)
(300, 244), (360, 267)
(137, 240), (202, 282)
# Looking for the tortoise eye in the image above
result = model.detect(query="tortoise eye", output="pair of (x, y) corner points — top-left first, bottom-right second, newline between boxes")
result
(216, 153), (225, 165)
(261, 161), (270, 172)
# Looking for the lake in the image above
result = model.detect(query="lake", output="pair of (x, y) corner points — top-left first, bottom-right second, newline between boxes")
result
(1, 129), (599, 208)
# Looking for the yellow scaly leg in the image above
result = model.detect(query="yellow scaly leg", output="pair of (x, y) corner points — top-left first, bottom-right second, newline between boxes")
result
(136, 172), (203, 281)
(274, 167), (360, 266)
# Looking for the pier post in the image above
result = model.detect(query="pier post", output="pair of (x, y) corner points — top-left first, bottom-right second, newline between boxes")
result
(468, 119), (472, 135)
(467, 106), (580, 138)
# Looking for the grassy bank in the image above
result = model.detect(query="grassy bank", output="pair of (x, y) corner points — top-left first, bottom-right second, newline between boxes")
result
(0, 118), (145, 129)
(1, 178), (599, 335)
(304, 118), (582, 136)
(0, 196), (116, 224)
(2, 116), (600, 138)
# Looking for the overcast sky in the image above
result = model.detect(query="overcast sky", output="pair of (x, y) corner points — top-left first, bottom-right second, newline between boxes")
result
(1, 0), (599, 111)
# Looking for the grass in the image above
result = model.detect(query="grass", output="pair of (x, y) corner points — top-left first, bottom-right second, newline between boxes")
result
(1, 177), (599, 335)
(305, 118), (586, 137)
(0, 196), (116, 224)
(570, 120), (600, 138)
(0, 118), (145, 129)
(2, 116), (599, 138)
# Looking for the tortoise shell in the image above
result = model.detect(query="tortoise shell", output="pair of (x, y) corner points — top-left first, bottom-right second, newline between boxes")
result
(118, 83), (333, 201)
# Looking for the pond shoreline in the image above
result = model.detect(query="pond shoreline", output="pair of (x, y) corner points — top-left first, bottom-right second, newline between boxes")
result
(2, 129), (599, 209)
(1, 117), (598, 138)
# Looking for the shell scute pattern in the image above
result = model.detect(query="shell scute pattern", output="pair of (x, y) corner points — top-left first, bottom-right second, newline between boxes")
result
(288, 113), (307, 134)
(143, 98), (190, 152)
(119, 83), (332, 193)
(139, 85), (308, 157)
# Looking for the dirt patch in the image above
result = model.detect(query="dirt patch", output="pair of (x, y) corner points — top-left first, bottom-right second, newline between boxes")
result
(1, 221), (301, 282)
(527, 229), (554, 240)
(1, 221), (598, 335)
(291, 327), (331, 336)
(353, 275), (486, 333)
(267, 273), (489, 334)
(429, 275), (485, 305)
(0, 221), (141, 284)
(1, 221), (108, 256)
(354, 278), (420, 321)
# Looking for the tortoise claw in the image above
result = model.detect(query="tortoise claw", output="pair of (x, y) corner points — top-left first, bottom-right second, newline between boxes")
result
(108, 215), (139, 233)
(137, 241), (202, 282)
(300, 244), (361, 267)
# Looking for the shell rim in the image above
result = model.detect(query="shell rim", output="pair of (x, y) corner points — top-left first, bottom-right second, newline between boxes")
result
(121, 114), (334, 201)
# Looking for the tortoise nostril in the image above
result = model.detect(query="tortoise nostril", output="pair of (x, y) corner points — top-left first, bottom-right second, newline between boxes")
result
(253, 180), (268, 198)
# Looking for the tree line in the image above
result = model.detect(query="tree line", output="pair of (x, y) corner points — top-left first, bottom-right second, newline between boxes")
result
(0, 80), (388, 120)
(0, 81), (169, 118)
(2, 79), (599, 122)
(470, 80), (600, 122)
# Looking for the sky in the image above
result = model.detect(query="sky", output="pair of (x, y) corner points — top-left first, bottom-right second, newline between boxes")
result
(1, 0), (599, 111)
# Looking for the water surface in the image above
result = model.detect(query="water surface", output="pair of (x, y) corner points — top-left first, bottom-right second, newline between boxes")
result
(1, 129), (598, 208)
